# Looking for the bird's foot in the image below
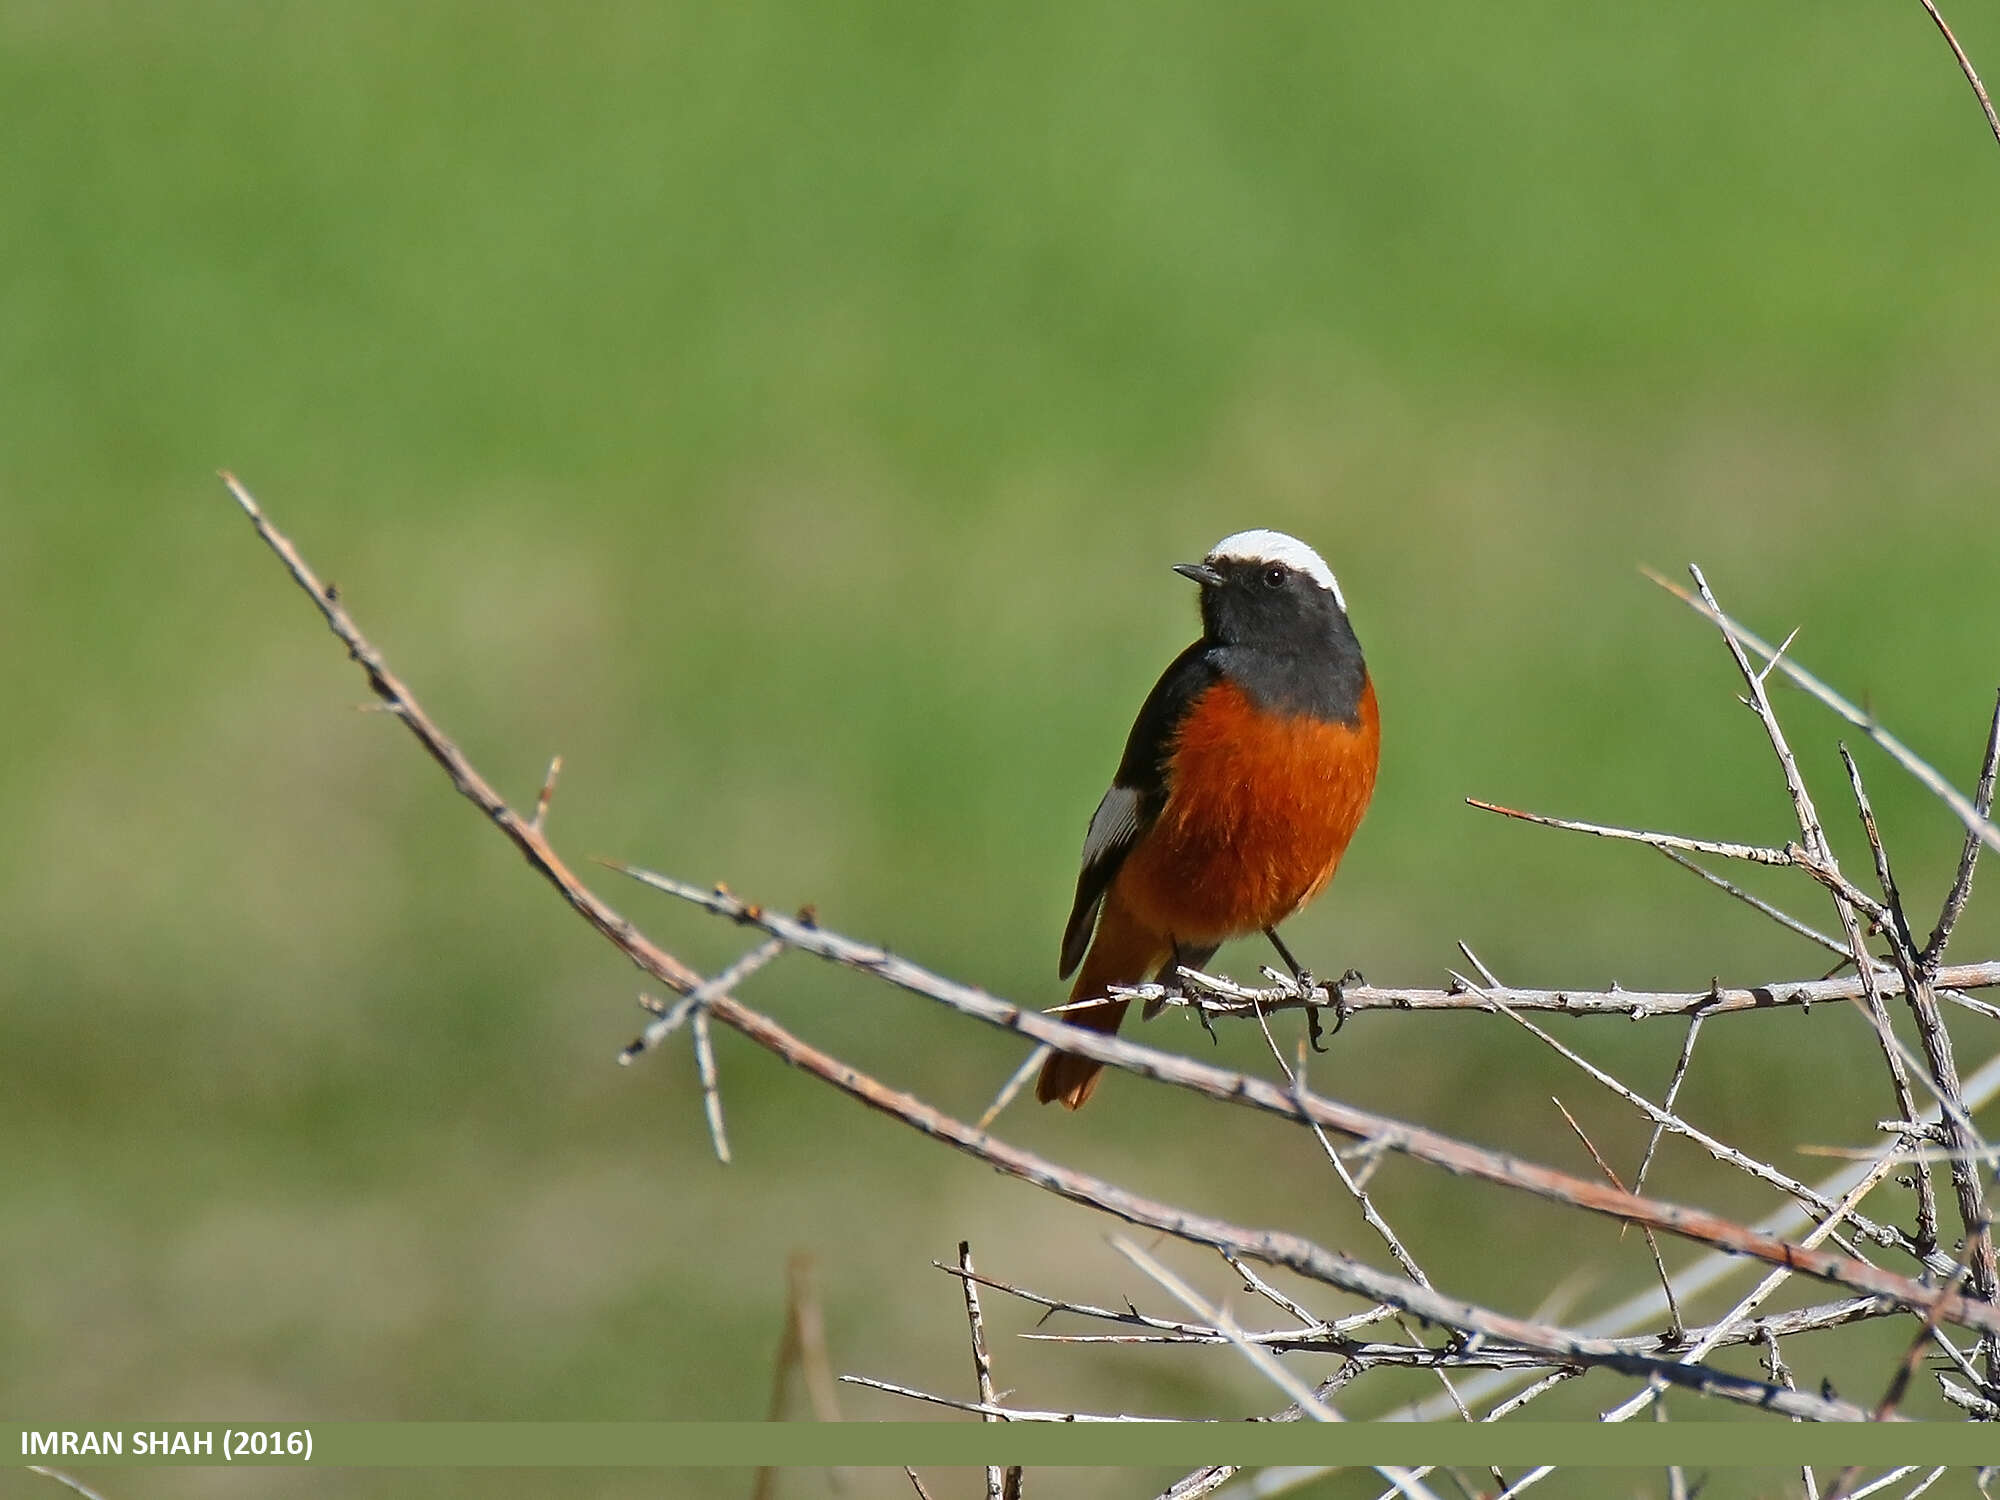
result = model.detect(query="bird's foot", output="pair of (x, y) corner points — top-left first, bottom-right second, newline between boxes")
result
(1307, 968), (1363, 1053)
(1169, 965), (1221, 1046)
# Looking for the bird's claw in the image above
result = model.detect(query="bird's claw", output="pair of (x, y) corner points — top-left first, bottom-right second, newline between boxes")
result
(1173, 965), (1221, 1046)
(1308, 968), (1363, 1051)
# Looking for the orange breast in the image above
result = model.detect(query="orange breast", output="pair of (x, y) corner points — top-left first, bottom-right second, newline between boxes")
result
(1114, 675), (1379, 944)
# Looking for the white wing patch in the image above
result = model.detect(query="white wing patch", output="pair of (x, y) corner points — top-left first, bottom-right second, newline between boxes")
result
(1208, 528), (1345, 611)
(1080, 784), (1140, 873)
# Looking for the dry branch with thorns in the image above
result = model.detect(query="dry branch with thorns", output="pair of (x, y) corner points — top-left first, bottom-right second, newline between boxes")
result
(225, 472), (2000, 1500)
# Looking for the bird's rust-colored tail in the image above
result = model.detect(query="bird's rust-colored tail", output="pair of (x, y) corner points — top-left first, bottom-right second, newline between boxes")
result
(1037, 896), (1170, 1109)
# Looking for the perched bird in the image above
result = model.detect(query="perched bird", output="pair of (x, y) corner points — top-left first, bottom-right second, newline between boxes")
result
(1038, 529), (1379, 1109)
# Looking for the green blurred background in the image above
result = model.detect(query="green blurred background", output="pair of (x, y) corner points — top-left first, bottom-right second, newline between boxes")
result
(7, 2), (2000, 1496)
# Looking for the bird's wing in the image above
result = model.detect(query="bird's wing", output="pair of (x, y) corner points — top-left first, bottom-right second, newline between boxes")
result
(1059, 641), (1217, 978)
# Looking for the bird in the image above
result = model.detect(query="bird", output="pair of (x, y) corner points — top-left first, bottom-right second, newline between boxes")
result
(1037, 529), (1380, 1110)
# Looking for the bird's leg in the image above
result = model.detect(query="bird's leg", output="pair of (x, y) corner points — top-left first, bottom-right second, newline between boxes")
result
(1163, 939), (1222, 1045)
(1262, 926), (1314, 999)
(1305, 966), (1366, 1052)
(1266, 925), (1335, 1052)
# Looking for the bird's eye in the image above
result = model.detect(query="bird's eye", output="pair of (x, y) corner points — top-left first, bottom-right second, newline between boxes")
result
(1263, 565), (1286, 588)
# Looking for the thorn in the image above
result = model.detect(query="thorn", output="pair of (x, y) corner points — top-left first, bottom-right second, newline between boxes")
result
(530, 754), (563, 833)
(1456, 941), (1501, 990)
(1755, 624), (1802, 685)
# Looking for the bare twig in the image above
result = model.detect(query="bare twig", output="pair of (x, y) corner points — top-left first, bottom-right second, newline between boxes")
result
(1941, 1376), (2000, 1417)
(1648, 566), (2000, 859)
(1550, 1095), (1682, 1335)
(1463, 800), (1794, 869)
(1156, 1469), (1240, 1500)
(1770, 1324), (1824, 1500)
(621, 938), (784, 1062)
(959, 1242), (1002, 1417)
(1633, 1014), (1703, 1194)
(946, 1262), (1268, 1343)
(842, 1373), (1170, 1421)
(1924, 689), (2000, 970)
(1915, 0), (2000, 148)
(690, 1008), (730, 1164)
(1655, 846), (1847, 958)
(957, 1241), (1009, 1500)
(1220, 1250), (1334, 1331)
(978, 1046), (1052, 1131)
(1142, 961), (2000, 1024)
(26, 1472), (111, 1500)
(1827, 1468), (1921, 1500)
(1489, 1467), (1554, 1500)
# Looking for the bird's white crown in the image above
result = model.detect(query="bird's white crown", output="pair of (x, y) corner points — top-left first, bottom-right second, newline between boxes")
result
(1206, 529), (1345, 610)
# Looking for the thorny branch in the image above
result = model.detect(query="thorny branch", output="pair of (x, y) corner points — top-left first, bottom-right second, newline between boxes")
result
(228, 474), (2000, 1499)
(611, 862), (1999, 1333)
(1686, 564), (1940, 1269)
(1123, 958), (2000, 1026)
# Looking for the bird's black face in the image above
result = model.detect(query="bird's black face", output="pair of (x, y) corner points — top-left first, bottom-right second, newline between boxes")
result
(1180, 555), (1350, 655)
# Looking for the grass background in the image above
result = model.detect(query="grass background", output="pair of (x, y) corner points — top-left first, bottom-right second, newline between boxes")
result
(6, 2), (2000, 1496)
